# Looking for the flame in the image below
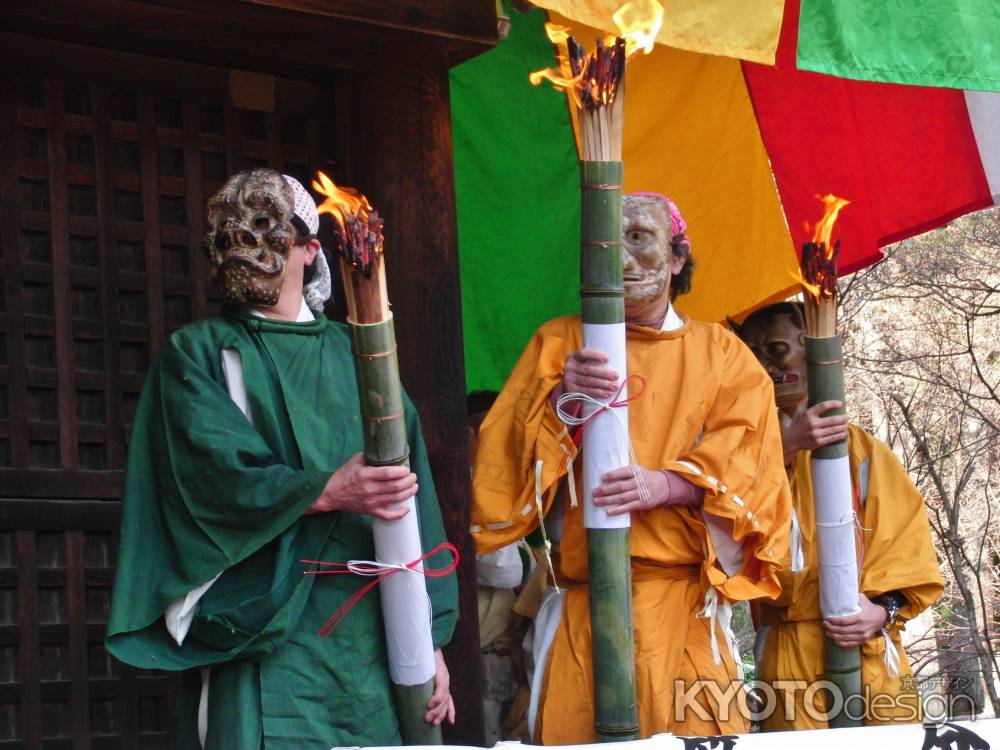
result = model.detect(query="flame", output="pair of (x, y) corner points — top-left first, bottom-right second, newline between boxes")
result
(789, 268), (822, 300)
(544, 22), (572, 45)
(529, 1), (663, 108)
(811, 194), (850, 260)
(613, 0), (664, 58)
(312, 171), (373, 227)
(311, 171), (384, 275)
(529, 23), (585, 106)
(793, 194), (849, 303)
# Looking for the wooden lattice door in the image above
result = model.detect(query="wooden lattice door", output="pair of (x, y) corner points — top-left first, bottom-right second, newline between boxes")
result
(0, 34), (334, 749)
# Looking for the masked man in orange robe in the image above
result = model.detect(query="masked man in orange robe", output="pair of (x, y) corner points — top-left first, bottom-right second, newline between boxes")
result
(736, 302), (943, 729)
(472, 194), (791, 742)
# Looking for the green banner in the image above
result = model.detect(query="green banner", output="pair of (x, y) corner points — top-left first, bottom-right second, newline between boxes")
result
(797, 0), (1000, 92)
(451, 4), (580, 393)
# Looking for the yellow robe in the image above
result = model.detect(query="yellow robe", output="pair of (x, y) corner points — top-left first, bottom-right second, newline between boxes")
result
(473, 315), (791, 742)
(756, 424), (944, 730)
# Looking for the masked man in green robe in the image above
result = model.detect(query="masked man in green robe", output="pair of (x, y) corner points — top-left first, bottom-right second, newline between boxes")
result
(106, 169), (458, 749)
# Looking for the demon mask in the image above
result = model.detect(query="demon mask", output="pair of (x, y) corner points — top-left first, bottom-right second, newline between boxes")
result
(622, 194), (685, 306)
(204, 169), (296, 307)
(736, 304), (808, 410)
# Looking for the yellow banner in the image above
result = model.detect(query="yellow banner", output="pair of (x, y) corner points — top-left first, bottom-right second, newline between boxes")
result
(536, 0), (785, 65)
(553, 11), (798, 324)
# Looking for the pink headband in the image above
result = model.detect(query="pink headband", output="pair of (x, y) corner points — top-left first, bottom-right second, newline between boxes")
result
(627, 191), (687, 239)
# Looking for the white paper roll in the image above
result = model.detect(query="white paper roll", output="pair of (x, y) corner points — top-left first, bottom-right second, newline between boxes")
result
(372, 496), (437, 686)
(811, 456), (861, 618)
(581, 322), (631, 530)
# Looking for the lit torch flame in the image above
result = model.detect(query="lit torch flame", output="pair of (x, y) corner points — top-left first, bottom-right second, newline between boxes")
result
(529, 0), (664, 109)
(312, 171), (384, 277)
(789, 268), (823, 299)
(795, 193), (849, 303)
(614, 0), (664, 57)
(812, 194), (850, 261)
(528, 24), (585, 106)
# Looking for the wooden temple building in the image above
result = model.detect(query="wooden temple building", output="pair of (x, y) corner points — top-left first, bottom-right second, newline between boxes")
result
(0, 1), (498, 746)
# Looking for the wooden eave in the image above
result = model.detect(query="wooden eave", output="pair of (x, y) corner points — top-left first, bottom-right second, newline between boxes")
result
(0, 0), (499, 79)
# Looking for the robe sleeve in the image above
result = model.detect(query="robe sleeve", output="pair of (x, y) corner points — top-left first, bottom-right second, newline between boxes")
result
(663, 331), (792, 601)
(472, 320), (576, 554)
(853, 426), (944, 622)
(107, 332), (333, 668)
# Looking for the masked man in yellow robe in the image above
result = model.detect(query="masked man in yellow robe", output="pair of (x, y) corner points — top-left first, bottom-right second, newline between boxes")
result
(472, 193), (791, 743)
(736, 302), (943, 730)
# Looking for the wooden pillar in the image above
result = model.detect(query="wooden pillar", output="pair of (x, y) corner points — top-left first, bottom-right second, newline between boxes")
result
(340, 39), (486, 745)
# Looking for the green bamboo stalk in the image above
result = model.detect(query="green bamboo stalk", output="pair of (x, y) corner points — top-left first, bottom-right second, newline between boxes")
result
(580, 159), (638, 743)
(805, 335), (848, 461)
(580, 161), (625, 326)
(805, 334), (862, 728)
(588, 530), (638, 742)
(349, 317), (408, 468)
(349, 316), (442, 746)
(823, 638), (863, 728)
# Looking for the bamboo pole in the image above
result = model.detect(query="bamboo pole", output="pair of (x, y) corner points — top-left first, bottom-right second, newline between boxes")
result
(801, 226), (863, 728)
(804, 332), (863, 728)
(340, 250), (441, 744)
(313, 172), (442, 742)
(531, 16), (659, 738)
(580, 134), (638, 743)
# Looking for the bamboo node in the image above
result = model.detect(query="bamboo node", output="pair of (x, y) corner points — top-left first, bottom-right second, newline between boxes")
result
(366, 448), (411, 467)
(364, 408), (404, 425)
(580, 182), (623, 190)
(581, 240), (624, 247)
(579, 287), (625, 297)
(357, 344), (398, 361)
(806, 358), (844, 366)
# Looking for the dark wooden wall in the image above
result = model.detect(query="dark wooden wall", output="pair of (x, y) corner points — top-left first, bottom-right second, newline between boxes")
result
(0, 12), (488, 745)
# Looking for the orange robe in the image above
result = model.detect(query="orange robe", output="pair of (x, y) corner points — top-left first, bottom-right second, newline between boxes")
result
(755, 424), (944, 730)
(473, 315), (791, 742)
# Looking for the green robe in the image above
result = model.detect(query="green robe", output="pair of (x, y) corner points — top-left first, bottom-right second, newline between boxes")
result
(106, 311), (458, 749)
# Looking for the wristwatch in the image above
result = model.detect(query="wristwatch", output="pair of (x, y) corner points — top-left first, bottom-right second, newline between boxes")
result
(871, 591), (905, 627)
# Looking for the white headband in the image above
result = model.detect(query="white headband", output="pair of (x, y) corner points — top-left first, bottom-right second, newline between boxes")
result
(283, 174), (331, 311)
(283, 174), (320, 235)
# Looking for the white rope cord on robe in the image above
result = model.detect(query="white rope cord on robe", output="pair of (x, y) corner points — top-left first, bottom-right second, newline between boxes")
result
(697, 587), (743, 668)
(789, 507), (805, 573)
(881, 628), (902, 677)
(560, 441), (579, 509)
(555, 376), (651, 507)
(533, 459), (562, 594)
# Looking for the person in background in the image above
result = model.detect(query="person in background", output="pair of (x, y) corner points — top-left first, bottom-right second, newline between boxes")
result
(736, 301), (943, 729)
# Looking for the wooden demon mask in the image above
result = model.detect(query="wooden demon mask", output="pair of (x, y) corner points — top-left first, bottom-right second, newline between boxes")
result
(735, 303), (808, 410)
(204, 168), (296, 307)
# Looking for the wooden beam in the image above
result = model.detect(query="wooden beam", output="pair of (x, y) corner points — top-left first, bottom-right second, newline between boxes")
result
(45, 77), (81, 469)
(0, 0), (496, 82)
(93, 86), (127, 469)
(236, 0), (498, 46)
(0, 469), (123, 499)
(16, 532), (42, 748)
(0, 77), (30, 467)
(0, 499), (122, 529)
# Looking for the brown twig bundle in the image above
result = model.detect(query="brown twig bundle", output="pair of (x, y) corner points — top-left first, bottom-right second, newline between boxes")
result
(531, 30), (628, 161)
(801, 238), (840, 337)
(579, 76), (625, 162)
(312, 172), (389, 324)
